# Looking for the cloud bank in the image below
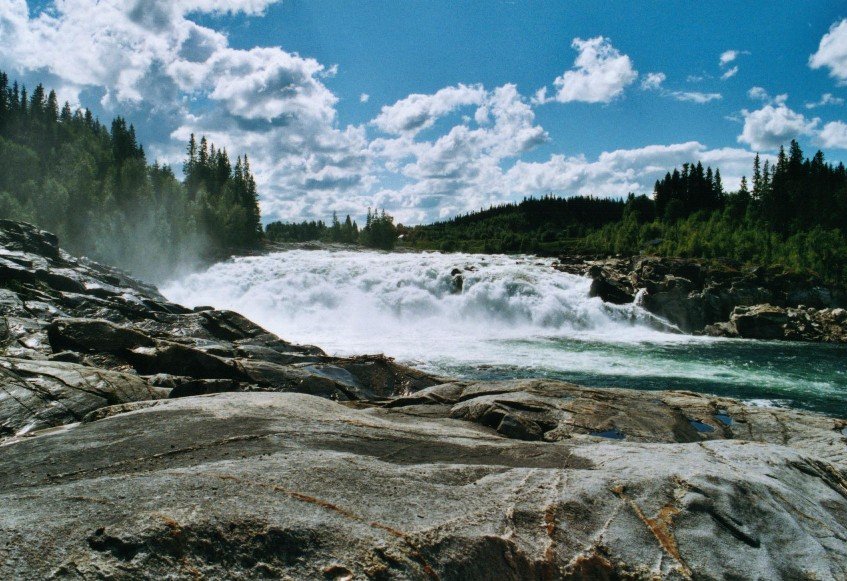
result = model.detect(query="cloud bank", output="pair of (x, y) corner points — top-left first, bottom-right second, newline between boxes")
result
(1, 3), (843, 224)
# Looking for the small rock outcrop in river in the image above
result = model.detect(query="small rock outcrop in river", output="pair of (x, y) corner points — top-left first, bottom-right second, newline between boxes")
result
(0, 220), (846, 579)
(563, 254), (847, 341)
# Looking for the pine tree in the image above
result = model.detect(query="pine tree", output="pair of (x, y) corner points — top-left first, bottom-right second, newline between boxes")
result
(46, 91), (58, 124)
(30, 84), (45, 117)
(713, 169), (723, 199)
(60, 101), (72, 124)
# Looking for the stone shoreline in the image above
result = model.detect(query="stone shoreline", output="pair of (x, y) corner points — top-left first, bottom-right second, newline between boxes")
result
(555, 255), (847, 342)
(1, 220), (845, 579)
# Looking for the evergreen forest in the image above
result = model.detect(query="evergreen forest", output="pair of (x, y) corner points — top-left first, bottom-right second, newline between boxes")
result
(2, 70), (847, 286)
(402, 142), (847, 285)
(0, 71), (262, 281)
(266, 208), (398, 250)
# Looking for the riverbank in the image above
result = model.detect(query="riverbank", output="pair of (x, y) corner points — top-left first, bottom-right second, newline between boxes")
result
(556, 254), (847, 342)
(250, 240), (847, 343)
(1, 220), (845, 579)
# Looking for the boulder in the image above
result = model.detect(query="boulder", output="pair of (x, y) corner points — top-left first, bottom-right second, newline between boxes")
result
(568, 255), (847, 341)
(0, 357), (168, 438)
(641, 277), (706, 333)
(730, 304), (789, 339)
(48, 318), (155, 353)
(588, 276), (634, 305)
(126, 341), (245, 379)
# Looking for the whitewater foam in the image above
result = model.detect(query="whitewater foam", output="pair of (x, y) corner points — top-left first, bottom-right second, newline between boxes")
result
(163, 249), (686, 356)
(162, 249), (847, 414)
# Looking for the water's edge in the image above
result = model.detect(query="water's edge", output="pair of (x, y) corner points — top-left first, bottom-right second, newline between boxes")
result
(163, 249), (847, 415)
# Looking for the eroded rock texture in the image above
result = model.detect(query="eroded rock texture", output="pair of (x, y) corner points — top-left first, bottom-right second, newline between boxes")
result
(0, 220), (845, 579)
(0, 221), (439, 440)
(563, 254), (847, 340)
(1, 391), (845, 579)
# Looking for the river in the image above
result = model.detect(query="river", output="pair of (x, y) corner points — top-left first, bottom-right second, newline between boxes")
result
(162, 249), (847, 416)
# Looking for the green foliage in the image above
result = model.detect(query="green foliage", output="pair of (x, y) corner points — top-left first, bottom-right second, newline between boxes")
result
(266, 219), (330, 242)
(265, 212), (360, 244)
(580, 213), (847, 285)
(0, 70), (263, 281)
(265, 208), (397, 250)
(402, 142), (847, 285)
(360, 208), (397, 250)
(403, 195), (625, 253)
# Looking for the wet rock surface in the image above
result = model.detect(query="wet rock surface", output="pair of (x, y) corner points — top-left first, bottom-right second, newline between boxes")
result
(558, 254), (847, 341)
(1, 221), (846, 579)
(707, 303), (847, 342)
(0, 221), (439, 440)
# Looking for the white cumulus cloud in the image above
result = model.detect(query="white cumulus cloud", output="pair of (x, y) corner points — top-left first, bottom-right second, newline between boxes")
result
(371, 84), (487, 135)
(0, 0), (380, 223)
(818, 121), (847, 149)
(720, 50), (740, 66)
(538, 36), (638, 104)
(641, 73), (720, 104)
(368, 83), (549, 222)
(641, 72), (666, 91)
(738, 102), (819, 150)
(810, 19), (847, 85)
(721, 66), (739, 80)
(670, 91), (722, 104)
(805, 93), (845, 109)
(719, 50), (747, 80)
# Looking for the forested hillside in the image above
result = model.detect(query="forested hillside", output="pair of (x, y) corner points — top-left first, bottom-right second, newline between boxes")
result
(266, 208), (399, 250)
(405, 141), (847, 285)
(402, 196), (626, 253)
(0, 71), (262, 281)
(3, 70), (846, 286)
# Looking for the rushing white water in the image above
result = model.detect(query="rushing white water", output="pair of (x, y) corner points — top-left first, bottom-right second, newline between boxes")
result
(162, 249), (847, 414)
(164, 249), (678, 353)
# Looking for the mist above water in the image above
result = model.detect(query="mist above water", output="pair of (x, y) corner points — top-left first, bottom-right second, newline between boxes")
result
(163, 249), (847, 415)
(163, 250), (675, 352)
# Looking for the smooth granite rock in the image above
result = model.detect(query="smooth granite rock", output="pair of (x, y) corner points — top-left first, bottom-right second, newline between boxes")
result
(0, 391), (844, 580)
(1, 220), (846, 579)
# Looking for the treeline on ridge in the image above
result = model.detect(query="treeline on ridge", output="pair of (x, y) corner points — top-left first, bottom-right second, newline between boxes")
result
(2, 69), (846, 286)
(265, 208), (398, 250)
(0, 71), (262, 281)
(403, 141), (847, 285)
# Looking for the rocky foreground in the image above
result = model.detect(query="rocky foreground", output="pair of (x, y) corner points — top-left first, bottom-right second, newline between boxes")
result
(557, 255), (847, 341)
(1, 220), (846, 579)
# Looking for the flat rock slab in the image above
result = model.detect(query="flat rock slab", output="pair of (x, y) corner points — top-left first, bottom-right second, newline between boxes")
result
(384, 380), (847, 464)
(1, 392), (845, 580)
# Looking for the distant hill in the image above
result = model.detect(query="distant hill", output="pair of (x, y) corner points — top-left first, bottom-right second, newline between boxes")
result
(402, 195), (626, 254)
(400, 145), (847, 286)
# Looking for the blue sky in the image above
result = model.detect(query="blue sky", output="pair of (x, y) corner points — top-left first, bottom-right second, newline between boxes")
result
(2, 1), (847, 223)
